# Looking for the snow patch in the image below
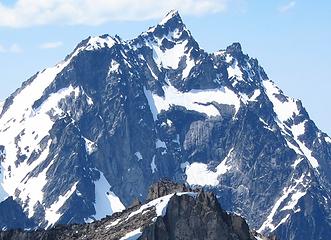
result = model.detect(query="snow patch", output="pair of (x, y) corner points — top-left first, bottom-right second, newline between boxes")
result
(127, 192), (197, 220)
(83, 137), (97, 155)
(151, 156), (157, 173)
(45, 181), (78, 228)
(263, 80), (299, 122)
(240, 89), (261, 103)
(155, 139), (166, 149)
(145, 84), (240, 119)
(291, 121), (319, 169)
(227, 58), (243, 81)
(259, 118), (274, 132)
(182, 52), (195, 79)
(85, 36), (117, 51)
(258, 173), (309, 233)
(291, 157), (304, 169)
(143, 87), (159, 121)
(186, 162), (219, 186)
(153, 40), (188, 69)
(108, 60), (120, 75)
(185, 148), (233, 186)
(93, 171), (125, 220)
(120, 228), (142, 240)
(0, 84), (80, 207)
(134, 152), (143, 161)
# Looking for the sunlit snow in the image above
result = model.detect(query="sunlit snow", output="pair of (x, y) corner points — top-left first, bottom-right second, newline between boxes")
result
(144, 84), (240, 120)
(185, 148), (233, 186)
(93, 171), (125, 220)
(45, 181), (78, 227)
(263, 80), (299, 122)
(258, 173), (309, 233)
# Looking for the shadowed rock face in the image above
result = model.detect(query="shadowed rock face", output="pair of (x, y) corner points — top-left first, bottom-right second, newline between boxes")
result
(0, 197), (35, 230)
(0, 181), (273, 240)
(146, 179), (194, 201)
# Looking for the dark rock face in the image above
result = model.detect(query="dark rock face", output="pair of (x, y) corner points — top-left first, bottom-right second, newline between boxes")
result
(146, 179), (193, 201)
(0, 182), (267, 240)
(0, 10), (330, 240)
(0, 197), (34, 230)
(142, 192), (252, 240)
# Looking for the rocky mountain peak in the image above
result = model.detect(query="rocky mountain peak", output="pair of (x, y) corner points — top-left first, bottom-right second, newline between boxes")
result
(140, 10), (193, 43)
(0, 9), (330, 240)
(226, 42), (242, 54)
(146, 179), (195, 201)
(159, 9), (181, 26)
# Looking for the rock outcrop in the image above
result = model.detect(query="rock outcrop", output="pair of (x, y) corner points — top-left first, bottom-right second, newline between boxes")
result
(0, 181), (273, 240)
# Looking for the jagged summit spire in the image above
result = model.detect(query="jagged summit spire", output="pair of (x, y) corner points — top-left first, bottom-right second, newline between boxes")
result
(159, 10), (181, 25)
(141, 10), (191, 41)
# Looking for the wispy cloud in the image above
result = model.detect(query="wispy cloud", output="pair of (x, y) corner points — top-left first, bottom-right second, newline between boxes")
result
(40, 41), (63, 49)
(0, 43), (22, 53)
(278, 1), (296, 13)
(0, 44), (5, 53)
(0, 0), (229, 28)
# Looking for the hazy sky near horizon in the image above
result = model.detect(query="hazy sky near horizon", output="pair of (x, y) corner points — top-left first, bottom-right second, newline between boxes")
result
(0, 0), (330, 134)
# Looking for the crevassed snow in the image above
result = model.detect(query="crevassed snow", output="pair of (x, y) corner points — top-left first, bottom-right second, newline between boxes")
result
(134, 152), (143, 161)
(144, 84), (240, 119)
(185, 148), (233, 186)
(258, 173), (309, 233)
(44, 181), (78, 227)
(263, 80), (299, 122)
(93, 171), (125, 220)
(120, 228), (142, 240)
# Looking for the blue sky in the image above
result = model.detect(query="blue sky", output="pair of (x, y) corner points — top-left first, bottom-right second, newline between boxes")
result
(0, 0), (330, 135)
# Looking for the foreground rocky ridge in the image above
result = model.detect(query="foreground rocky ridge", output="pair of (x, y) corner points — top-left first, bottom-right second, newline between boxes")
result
(0, 10), (330, 240)
(0, 181), (273, 240)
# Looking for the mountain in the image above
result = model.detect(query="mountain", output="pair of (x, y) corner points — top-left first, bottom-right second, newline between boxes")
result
(0, 181), (273, 240)
(0, 10), (331, 239)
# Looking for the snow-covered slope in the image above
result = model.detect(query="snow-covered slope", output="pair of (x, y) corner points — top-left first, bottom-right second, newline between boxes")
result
(0, 10), (330, 240)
